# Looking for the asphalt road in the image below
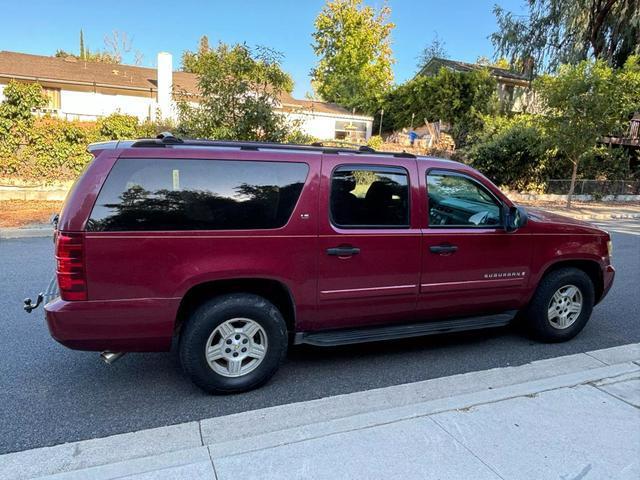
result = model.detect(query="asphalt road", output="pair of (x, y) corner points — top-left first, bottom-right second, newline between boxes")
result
(1, 220), (638, 455)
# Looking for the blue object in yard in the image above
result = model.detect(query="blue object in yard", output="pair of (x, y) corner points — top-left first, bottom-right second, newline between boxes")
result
(409, 130), (418, 146)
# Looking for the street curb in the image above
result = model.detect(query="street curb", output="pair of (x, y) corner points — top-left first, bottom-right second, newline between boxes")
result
(610, 213), (640, 219)
(1, 343), (639, 480)
(537, 211), (640, 221)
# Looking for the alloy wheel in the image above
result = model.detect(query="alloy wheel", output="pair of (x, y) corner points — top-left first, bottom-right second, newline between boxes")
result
(547, 285), (583, 329)
(204, 318), (268, 377)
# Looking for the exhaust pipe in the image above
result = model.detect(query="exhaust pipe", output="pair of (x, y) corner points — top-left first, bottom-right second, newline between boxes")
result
(100, 351), (125, 364)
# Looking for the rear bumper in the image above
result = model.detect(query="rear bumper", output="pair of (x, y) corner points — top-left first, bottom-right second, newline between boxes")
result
(44, 296), (180, 352)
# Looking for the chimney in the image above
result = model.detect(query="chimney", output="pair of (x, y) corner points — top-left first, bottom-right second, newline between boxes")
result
(157, 52), (173, 120)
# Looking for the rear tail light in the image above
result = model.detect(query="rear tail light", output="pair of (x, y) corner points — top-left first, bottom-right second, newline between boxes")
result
(56, 232), (87, 301)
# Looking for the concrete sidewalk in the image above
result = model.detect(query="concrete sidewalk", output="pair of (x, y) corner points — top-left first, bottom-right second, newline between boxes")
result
(1, 343), (639, 480)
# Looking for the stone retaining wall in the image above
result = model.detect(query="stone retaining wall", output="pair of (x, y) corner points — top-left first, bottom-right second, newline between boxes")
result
(508, 193), (640, 202)
(0, 182), (72, 201)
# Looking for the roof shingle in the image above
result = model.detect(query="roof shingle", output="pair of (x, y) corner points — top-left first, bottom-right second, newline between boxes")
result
(0, 51), (368, 118)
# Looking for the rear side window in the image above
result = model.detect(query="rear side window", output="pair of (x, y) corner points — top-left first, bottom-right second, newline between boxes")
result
(87, 159), (309, 231)
(330, 165), (409, 228)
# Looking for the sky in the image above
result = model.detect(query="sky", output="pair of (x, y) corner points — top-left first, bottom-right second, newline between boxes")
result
(0, 0), (526, 98)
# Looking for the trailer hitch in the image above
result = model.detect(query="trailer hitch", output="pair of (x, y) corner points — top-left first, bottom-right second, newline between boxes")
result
(24, 293), (44, 313)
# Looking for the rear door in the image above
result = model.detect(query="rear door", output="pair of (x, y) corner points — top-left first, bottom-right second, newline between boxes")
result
(315, 155), (422, 330)
(417, 167), (532, 319)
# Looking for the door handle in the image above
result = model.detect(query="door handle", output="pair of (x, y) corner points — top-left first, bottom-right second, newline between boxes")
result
(327, 246), (360, 256)
(429, 244), (458, 254)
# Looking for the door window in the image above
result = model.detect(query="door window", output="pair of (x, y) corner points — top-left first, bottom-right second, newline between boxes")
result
(330, 165), (409, 228)
(427, 172), (501, 227)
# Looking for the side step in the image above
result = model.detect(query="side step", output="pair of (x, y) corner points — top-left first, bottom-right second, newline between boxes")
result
(294, 311), (516, 347)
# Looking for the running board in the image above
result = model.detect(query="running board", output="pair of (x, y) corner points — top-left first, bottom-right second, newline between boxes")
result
(294, 311), (516, 347)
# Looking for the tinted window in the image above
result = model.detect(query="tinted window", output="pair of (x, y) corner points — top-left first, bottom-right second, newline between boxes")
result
(427, 172), (501, 227)
(88, 159), (308, 231)
(330, 166), (409, 228)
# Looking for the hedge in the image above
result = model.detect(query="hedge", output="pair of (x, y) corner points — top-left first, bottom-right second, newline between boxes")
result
(0, 113), (158, 182)
(0, 81), (158, 182)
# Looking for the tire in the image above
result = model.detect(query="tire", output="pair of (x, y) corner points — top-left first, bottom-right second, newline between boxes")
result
(179, 293), (288, 394)
(523, 267), (595, 342)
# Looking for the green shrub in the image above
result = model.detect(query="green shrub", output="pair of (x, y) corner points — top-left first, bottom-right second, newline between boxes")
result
(463, 113), (633, 192)
(0, 101), (160, 182)
(580, 146), (631, 181)
(24, 117), (99, 179)
(97, 113), (141, 139)
(285, 130), (318, 145)
(367, 135), (384, 150)
(463, 115), (553, 191)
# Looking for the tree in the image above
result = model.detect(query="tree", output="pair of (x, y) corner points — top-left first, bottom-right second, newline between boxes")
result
(0, 81), (47, 124)
(176, 42), (297, 142)
(476, 56), (512, 69)
(464, 115), (552, 190)
(534, 57), (640, 207)
(182, 35), (212, 73)
(311, 0), (395, 113)
(417, 33), (447, 69)
(492, 0), (640, 73)
(0, 81), (48, 169)
(380, 68), (498, 147)
(103, 30), (132, 63)
(55, 30), (142, 64)
(79, 29), (86, 60)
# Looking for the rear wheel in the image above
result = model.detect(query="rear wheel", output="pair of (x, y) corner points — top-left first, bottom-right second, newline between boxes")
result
(179, 293), (288, 394)
(523, 268), (594, 342)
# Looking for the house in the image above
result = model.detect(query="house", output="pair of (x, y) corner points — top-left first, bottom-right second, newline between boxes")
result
(418, 57), (537, 113)
(0, 50), (373, 141)
(601, 112), (640, 174)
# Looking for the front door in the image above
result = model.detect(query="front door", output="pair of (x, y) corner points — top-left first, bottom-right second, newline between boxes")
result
(316, 155), (422, 330)
(417, 168), (532, 319)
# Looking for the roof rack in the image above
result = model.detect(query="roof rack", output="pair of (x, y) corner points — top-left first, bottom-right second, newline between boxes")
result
(130, 132), (416, 158)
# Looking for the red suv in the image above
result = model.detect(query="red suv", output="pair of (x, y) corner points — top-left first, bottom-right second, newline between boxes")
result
(34, 134), (615, 393)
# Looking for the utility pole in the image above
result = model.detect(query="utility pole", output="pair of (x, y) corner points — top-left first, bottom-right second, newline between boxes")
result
(379, 108), (384, 137)
(410, 112), (415, 130)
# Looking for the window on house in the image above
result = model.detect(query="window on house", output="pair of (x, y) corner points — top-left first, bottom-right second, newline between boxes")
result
(42, 88), (61, 110)
(87, 158), (309, 231)
(330, 165), (409, 228)
(335, 120), (367, 141)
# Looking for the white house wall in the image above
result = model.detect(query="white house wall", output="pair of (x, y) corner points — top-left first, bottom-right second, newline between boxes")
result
(286, 111), (373, 141)
(59, 90), (156, 121)
(1, 81), (373, 139)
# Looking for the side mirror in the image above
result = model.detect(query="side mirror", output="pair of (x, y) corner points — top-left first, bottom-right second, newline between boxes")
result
(505, 206), (528, 233)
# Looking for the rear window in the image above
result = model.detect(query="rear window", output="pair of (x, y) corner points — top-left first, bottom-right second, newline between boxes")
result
(87, 158), (309, 231)
(330, 165), (409, 228)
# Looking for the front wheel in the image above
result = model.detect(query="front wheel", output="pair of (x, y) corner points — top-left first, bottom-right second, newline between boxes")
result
(523, 268), (594, 342)
(179, 293), (288, 394)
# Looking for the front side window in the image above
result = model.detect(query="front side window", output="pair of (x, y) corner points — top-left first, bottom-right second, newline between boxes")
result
(330, 165), (409, 228)
(88, 159), (309, 231)
(427, 172), (501, 227)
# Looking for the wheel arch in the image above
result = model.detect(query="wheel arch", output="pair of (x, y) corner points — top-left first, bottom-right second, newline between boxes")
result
(174, 278), (296, 336)
(537, 259), (604, 304)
